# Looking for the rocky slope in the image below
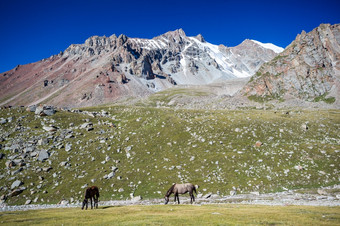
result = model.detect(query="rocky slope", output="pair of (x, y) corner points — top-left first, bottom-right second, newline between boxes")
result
(0, 106), (339, 206)
(241, 23), (340, 106)
(0, 29), (282, 107)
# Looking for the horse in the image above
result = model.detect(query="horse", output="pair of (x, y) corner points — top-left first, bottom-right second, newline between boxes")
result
(164, 183), (198, 204)
(81, 186), (100, 210)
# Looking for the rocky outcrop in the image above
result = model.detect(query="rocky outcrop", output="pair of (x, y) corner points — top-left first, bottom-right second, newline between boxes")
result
(241, 23), (340, 105)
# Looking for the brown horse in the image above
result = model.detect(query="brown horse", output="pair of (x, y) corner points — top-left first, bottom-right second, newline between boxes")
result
(164, 183), (198, 204)
(82, 186), (100, 210)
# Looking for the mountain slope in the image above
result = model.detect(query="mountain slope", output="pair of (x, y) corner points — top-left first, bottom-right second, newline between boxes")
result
(0, 29), (282, 107)
(241, 23), (340, 106)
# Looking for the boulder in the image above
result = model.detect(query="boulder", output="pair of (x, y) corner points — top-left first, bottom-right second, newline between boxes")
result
(27, 105), (37, 112)
(107, 172), (115, 179)
(35, 106), (44, 115)
(11, 180), (23, 189)
(43, 126), (58, 132)
(25, 199), (32, 205)
(37, 149), (49, 161)
(131, 195), (142, 202)
(0, 118), (7, 124)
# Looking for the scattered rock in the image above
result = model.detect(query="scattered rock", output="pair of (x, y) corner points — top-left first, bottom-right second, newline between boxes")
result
(37, 149), (49, 161)
(25, 199), (32, 205)
(43, 126), (58, 132)
(131, 195), (142, 202)
(11, 180), (23, 189)
(255, 141), (263, 147)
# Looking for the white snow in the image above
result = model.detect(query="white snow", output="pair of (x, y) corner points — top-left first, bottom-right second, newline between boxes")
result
(251, 40), (284, 53)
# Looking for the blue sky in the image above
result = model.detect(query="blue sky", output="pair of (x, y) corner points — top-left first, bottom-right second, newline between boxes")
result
(0, 0), (339, 73)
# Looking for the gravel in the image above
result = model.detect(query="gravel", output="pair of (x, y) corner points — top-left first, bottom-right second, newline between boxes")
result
(1, 190), (339, 212)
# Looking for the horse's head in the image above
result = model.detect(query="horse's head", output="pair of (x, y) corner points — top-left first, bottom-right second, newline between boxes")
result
(164, 195), (169, 204)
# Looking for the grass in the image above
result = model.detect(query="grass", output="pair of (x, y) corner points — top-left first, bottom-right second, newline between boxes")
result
(0, 107), (339, 206)
(314, 93), (336, 104)
(0, 204), (339, 225)
(139, 87), (210, 107)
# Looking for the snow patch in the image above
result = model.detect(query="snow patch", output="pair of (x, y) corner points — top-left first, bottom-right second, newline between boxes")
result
(251, 40), (284, 53)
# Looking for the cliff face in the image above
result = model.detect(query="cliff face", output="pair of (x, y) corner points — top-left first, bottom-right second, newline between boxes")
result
(241, 24), (340, 105)
(0, 29), (282, 107)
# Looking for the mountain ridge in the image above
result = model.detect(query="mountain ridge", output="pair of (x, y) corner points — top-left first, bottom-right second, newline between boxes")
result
(0, 29), (283, 107)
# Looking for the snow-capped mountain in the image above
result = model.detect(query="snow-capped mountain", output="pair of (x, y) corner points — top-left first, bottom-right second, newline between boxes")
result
(0, 29), (283, 107)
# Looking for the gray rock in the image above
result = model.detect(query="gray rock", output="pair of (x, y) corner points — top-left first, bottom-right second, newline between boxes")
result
(37, 149), (49, 161)
(11, 180), (23, 189)
(107, 172), (115, 179)
(0, 153), (4, 159)
(0, 118), (7, 124)
(65, 143), (72, 152)
(42, 166), (53, 172)
(230, 190), (237, 196)
(27, 105), (37, 112)
(25, 199), (32, 205)
(43, 107), (56, 116)
(131, 195), (142, 202)
(5, 160), (15, 168)
(43, 126), (58, 132)
(35, 106), (44, 115)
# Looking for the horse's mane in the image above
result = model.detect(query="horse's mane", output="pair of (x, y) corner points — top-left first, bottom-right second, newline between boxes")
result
(166, 184), (176, 196)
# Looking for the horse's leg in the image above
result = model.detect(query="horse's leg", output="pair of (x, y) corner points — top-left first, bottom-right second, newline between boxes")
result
(174, 194), (176, 203)
(85, 199), (88, 210)
(177, 193), (180, 204)
(90, 197), (93, 209)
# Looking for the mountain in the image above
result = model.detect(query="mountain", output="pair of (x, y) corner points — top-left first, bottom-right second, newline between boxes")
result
(241, 23), (340, 105)
(0, 29), (282, 107)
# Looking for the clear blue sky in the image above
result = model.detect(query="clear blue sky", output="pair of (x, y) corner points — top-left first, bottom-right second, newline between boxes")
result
(0, 0), (339, 73)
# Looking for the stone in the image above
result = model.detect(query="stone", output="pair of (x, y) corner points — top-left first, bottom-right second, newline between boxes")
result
(65, 143), (72, 152)
(0, 118), (7, 124)
(118, 188), (124, 192)
(43, 126), (58, 132)
(317, 189), (327, 195)
(107, 172), (115, 179)
(27, 105), (37, 112)
(5, 160), (15, 168)
(37, 150), (49, 161)
(230, 190), (237, 196)
(0, 153), (5, 159)
(301, 124), (309, 131)
(11, 180), (23, 189)
(131, 195), (142, 202)
(255, 141), (262, 147)
(43, 107), (56, 116)
(43, 166), (53, 172)
(35, 106), (44, 115)
(25, 199), (32, 205)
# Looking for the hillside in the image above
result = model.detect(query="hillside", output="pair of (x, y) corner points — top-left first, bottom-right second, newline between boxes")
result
(0, 105), (339, 205)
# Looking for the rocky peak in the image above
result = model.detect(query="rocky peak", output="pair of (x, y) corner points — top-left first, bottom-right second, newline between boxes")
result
(194, 34), (205, 42)
(241, 23), (340, 105)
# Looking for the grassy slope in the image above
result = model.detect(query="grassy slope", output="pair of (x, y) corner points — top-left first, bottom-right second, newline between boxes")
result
(0, 106), (339, 205)
(1, 204), (339, 225)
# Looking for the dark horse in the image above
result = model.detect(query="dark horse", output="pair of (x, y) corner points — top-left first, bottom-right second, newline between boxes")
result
(164, 183), (198, 204)
(82, 186), (100, 210)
